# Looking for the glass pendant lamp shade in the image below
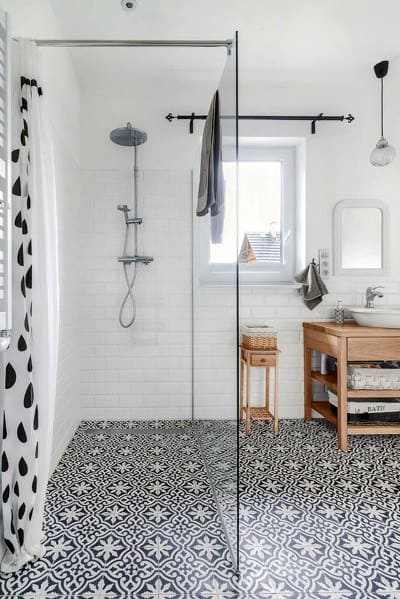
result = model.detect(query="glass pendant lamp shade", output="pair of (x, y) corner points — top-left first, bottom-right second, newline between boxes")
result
(370, 60), (395, 167)
(370, 136), (396, 167)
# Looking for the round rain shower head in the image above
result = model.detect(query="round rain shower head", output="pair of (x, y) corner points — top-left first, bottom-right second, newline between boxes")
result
(109, 122), (147, 147)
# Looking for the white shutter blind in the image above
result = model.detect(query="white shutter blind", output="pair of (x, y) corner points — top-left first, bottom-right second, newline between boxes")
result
(0, 9), (11, 335)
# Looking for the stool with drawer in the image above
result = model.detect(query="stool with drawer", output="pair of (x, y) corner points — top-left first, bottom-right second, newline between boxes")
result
(240, 345), (280, 435)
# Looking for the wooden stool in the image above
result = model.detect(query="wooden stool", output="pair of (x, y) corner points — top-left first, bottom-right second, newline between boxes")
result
(240, 346), (280, 435)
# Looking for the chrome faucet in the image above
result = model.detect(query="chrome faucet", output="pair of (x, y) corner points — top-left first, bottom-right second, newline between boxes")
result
(365, 286), (384, 308)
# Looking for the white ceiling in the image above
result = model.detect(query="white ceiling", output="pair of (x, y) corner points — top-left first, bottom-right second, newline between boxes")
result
(48, 0), (400, 86)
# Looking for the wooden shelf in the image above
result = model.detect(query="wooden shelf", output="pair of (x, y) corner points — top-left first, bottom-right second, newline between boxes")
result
(304, 322), (400, 450)
(311, 371), (400, 398)
(348, 423), (400, 435)
(311, 371), (338, 393)
(312, 400), (400, 435)
(243, 406), (273, 421)
(312, 401), (338, 427)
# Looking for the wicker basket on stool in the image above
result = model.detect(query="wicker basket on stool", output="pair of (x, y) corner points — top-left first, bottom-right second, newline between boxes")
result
(241, 325), (277, 351)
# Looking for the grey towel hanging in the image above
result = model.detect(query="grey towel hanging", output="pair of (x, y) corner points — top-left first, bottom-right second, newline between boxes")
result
(295, 261), (328, 310)
(196, 90), (225, 244)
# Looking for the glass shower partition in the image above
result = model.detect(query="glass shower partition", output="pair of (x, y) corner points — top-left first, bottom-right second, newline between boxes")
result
(192, 32), (239, 569)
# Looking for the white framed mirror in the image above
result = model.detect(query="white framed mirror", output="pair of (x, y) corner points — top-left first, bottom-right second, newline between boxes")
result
(333, 199), (389, 276)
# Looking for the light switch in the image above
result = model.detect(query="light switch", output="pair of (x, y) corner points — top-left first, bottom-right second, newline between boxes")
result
(319, 248), (330, 278)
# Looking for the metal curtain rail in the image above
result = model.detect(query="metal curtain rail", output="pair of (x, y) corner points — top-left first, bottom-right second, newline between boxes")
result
(166, 111), (355, 134)
(21, 39), (233, 49)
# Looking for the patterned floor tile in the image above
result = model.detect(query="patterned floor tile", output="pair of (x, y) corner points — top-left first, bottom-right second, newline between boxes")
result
(1, 419), (400, 598)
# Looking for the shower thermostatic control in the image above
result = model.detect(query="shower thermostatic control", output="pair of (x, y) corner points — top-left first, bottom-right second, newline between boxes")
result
(118, 255), (154, 265)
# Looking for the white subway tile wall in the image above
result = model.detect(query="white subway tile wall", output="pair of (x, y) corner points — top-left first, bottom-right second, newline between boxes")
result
(237, 279), (400, 417)
(80, 169), (192, 421)
(79, 167), (400, 422)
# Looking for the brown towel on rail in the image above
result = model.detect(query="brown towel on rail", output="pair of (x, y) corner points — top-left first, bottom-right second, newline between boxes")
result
(196, 90), (225, 243)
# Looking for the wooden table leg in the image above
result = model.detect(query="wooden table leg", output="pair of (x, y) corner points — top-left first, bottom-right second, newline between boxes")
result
(245, 355), (251, 435)
(337, 338), (348, 451)
(265, 366), (270, 412)
(239, 358), (244, 422)
(304, 339), (313, 422)
(274, 354), (279, 435)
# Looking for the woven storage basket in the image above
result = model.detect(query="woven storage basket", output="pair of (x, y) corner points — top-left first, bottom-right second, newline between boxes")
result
(348, 365), (400, 390)
(241, 325), (277, 351)
(328, 390), (400, 424)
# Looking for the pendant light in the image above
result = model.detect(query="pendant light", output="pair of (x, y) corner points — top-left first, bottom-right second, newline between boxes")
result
(370, 60), (396, 167)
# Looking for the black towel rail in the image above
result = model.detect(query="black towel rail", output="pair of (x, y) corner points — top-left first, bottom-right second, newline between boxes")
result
(165, 111), (355, 135)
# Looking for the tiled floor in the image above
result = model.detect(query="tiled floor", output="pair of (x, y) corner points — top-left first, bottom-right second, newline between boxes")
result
(1, 419), (400, 598)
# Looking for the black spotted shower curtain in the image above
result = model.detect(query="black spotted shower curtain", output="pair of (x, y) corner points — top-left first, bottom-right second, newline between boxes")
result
(0, 40), (58, 573)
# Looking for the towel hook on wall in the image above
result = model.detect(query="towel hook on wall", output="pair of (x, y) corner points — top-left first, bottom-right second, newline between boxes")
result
(311, 258), (321, 273)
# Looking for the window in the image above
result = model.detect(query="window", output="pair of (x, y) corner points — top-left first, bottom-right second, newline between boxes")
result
(199, 142), (299, 285)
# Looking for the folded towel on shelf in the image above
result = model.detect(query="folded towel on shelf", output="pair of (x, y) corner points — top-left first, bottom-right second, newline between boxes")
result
(196, 90), (225, 243)
(295, 262), (328, 310)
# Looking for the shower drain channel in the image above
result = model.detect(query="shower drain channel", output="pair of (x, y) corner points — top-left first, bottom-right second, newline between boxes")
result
(86, 427), (189, 436)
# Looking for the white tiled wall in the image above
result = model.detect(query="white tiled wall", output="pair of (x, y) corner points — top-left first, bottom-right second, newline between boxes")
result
(192, 277), (400, 420)
(72, 64), (400, 424)
(193, 285), (237, 420)
(239, 279), (400, 418)
(80, 168), (192, 421)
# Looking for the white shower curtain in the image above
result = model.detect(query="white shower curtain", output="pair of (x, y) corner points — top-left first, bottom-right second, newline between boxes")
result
(0, 40), (58, 573)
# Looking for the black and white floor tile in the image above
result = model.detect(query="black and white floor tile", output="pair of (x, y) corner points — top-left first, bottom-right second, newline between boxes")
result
(0, 419), (400, 598)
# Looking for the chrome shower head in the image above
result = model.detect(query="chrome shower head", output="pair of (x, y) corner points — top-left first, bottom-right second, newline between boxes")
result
(110, 122), (147, 147)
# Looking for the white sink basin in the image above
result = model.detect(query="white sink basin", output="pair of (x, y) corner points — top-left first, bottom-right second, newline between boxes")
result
(349, 307), (400, 328)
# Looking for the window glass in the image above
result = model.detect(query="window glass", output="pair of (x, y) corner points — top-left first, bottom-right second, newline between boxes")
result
(210, 161), (282, 264)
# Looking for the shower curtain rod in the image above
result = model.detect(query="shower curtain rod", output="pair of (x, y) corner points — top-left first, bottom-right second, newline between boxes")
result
(166, 112), (355, 135)
(15, 39), (233, 49)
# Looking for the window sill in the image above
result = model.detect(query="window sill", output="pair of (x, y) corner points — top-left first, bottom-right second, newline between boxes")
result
(199, 276), (301, 289)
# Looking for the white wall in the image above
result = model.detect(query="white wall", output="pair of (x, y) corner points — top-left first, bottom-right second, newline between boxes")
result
(2, 0), (82, 466)
(80, 167), (192, 421)
(3, 0), (400, 427)
(79, 66), (400, 420)
(78, 78), (216, 421)
(235, 72), (400, 417)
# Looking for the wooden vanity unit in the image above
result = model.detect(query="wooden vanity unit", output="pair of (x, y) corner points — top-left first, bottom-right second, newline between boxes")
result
(303, 321), (400, 451)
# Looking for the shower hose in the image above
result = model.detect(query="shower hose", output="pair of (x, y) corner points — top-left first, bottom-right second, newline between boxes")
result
(119, 222), (137, 328)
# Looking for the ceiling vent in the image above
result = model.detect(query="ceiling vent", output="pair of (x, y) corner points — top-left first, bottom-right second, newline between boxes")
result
(121, 0), (138, 10)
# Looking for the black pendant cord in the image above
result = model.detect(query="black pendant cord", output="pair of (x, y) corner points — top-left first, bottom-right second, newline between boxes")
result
(166, 111), (355, 135)
(381, 77), (384, 138)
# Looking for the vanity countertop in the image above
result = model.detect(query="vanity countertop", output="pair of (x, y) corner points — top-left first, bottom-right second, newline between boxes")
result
(303, 320), (400, 337)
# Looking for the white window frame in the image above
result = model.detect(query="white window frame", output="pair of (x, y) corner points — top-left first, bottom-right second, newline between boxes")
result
(197, 143), (296, 285)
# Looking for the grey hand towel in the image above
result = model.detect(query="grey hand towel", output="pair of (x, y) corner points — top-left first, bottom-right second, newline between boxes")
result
(295, 263), (328, 310)
(196, 90), (225, 243)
